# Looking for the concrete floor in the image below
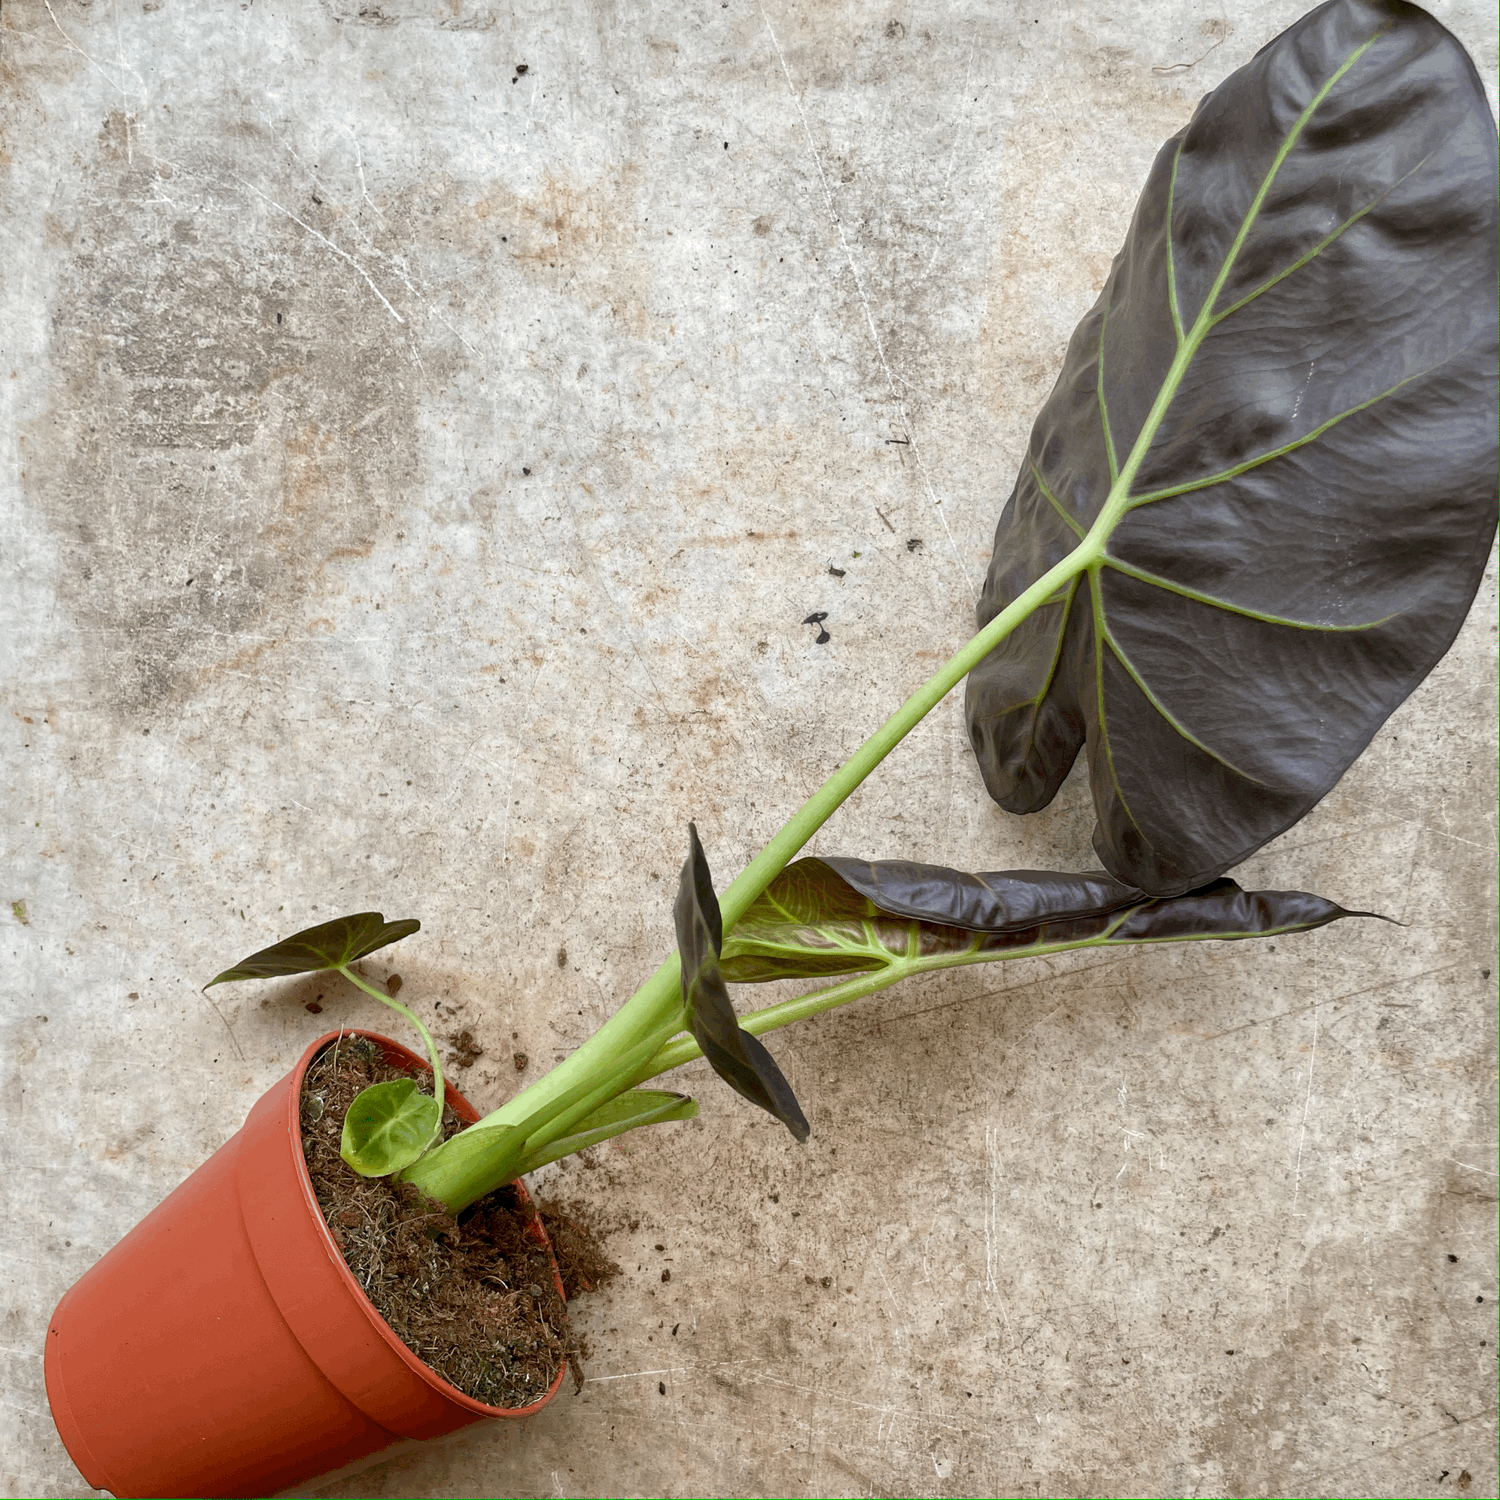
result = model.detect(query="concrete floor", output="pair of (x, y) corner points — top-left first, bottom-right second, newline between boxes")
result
(2, 1), (1496, 1495)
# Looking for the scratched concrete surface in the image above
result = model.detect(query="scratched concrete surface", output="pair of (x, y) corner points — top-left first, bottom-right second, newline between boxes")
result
(2, 1), (1496, 1496)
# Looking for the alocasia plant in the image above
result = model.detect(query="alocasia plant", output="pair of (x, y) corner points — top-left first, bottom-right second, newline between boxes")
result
(208, 0), (1495, 1211)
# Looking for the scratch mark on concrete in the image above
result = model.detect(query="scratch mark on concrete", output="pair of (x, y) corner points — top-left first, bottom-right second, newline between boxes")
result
(231, 174), (405, 325)
(1290, 1007), (1319, 1216)
(742, 1369), (967, 1434)
(0, 1398), (49, 1421)
(42, 0), (147, 138)
(872, 1257), (909, 1350)
(1300, 1406), (1498, 1492)
(1195, 962), (1470, 1043)
(109, 0), (133, 163)
(344, 122), (387, 219)
(983, 1123), (1000, 1292)
(755, 2), (975, 606)
(587, 1363), (694, 1382)
(429, 306), (478, 354)
(919, 19), (980, 284)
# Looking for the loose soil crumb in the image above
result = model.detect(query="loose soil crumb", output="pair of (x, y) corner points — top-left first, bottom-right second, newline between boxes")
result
(537, 1197), (622, 1388)
(300, 1036), (567, 1409)
(446, 1027), (483, 1070)
(537, 1197), (622, 1301)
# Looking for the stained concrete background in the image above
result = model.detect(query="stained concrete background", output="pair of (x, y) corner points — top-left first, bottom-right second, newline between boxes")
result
(2, 0), (1496, 1495)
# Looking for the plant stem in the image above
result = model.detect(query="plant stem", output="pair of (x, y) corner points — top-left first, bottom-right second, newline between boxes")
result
(414, 537), (1104, 1206)
(426, 538), (1095, 1203)
(514, 1014), (686, 1157)
(640, 968), (912, 1077)
(338, 965), (445, 1134)
(637, 928), (1130, 1079)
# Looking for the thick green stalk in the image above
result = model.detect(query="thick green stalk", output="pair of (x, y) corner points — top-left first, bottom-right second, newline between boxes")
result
(641, 967), (925, 1078)
(637, 927), (1132, 1080)
(512, 1014), (686, 1159)
(409, 540), (1094, 1211)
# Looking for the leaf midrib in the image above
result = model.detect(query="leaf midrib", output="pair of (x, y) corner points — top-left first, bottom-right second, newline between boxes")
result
(1078, 22), (1389, 563)
(1036, 19), (1391, 799)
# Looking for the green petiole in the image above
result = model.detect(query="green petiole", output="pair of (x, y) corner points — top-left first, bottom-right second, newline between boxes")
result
(337, 964), (446, 1140)
(412, 544), (1093, 1212)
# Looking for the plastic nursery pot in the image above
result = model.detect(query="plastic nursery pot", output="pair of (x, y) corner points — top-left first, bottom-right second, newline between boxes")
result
(45, 1029), (566, 1500)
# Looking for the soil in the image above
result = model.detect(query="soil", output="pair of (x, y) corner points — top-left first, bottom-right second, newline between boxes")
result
(299, 1035), (576, 1409)
(535, 1197), (621, 1302)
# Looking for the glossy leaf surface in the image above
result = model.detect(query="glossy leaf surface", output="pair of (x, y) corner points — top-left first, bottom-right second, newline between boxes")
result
(676, 824), (809, 1142)
(515, 1089), (699, 1174)
(340, 1078), (441, 1177)
(720, 857), (1371, 983)
(206, 912), (420, 986)
(965, 0), (1498, 896)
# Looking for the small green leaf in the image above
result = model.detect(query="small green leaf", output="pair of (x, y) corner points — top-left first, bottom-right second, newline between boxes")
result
(676, 825), (809, 1143)
(206, 912), (419, 987)
(340, 1078), (441, 1177)
(514, 1089), (698, 1175)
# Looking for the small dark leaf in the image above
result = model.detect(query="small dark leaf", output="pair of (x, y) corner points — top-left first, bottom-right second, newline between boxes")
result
(722, 857), (1375, 982)
(966, 0), (1498, 895)
(1100, 877), (1380, 945)
(206, 912), (420, 987)
(675, 825), (809, 1142)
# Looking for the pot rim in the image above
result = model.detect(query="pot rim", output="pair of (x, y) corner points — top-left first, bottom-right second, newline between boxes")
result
(286, 1026), (567, 1419)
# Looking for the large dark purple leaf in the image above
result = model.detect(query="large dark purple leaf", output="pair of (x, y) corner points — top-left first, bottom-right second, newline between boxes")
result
(965, 0), (1497, 896)
(675, 825), (809, 1142)
(720, 857), (1374, 983)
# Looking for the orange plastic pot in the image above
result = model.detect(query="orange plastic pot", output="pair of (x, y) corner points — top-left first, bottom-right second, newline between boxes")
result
(45, 1030), (565, 1499)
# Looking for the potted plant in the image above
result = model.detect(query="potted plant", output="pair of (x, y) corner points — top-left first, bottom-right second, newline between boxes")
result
(44, 0), (1495, 1494)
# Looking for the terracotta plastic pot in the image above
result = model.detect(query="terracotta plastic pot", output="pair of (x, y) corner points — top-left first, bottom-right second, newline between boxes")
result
(45, 1030), (565, 1499)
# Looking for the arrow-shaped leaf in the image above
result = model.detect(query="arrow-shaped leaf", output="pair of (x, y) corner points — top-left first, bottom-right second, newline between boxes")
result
(340, 1078), (442, 1177)
(206, 912), (420, 986)
(721, 856), (1374, 983)
(966, 0), (1497, 895)
(676, 824), (809, 1143)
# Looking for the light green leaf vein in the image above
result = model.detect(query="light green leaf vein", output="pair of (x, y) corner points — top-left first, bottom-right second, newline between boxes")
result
(1165, 137), (1185, 348)
(1196, 28), (1388, 329)
(1097, 309), (1119, 483)
(1093, 20), (1388, 535)
(1030, 461), (1086, 540)
(1101, 555), (1400, 632)
(1086, 568), (1152, 839)
(1096, 599), (1266, 786)
(1124, 363), (1437, 510)
(987, 576), (1080, 719)
(1210, 151), (1436, 329)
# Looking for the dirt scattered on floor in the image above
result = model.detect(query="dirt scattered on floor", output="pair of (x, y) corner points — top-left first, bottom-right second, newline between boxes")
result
(446, 1027), (484, 1069)
(538, 1196), (622, 1301)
